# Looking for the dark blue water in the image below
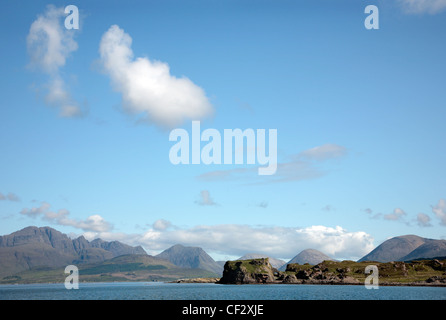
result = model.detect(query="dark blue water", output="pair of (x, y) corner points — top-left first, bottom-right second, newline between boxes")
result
(0, 282), (445, 300)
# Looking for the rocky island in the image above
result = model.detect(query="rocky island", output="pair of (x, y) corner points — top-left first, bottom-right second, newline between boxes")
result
(217, 257), (446, 286)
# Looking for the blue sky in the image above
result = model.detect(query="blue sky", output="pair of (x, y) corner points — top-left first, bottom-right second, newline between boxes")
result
(1, 0), (446, 261)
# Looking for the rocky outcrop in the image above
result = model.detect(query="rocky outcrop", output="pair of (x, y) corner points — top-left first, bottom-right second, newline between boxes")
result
(425, 259), (444, 271)
(282, 274), (299, 284)
(219, 258), (361, 285)
(286, 262), (360, 285)
(218, 258), (276, 284)
(237, 253), (286, 270)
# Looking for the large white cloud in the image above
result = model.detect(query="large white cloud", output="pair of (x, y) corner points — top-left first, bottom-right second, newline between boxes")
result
(26, 5), (82, 117)
(99, 25), (214, 128)
(138, 221), (374, 261)
(18, 200), (374, 260)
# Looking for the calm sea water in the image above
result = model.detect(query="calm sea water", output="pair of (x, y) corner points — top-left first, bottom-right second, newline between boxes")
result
(0, 282), (445, 300)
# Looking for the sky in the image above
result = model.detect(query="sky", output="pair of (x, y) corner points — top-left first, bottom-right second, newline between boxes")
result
(1, 0), (446, 262)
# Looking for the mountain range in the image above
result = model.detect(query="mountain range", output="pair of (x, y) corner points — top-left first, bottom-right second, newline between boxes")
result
(1, 226), (446, 282)
(0, 226), (146, 278)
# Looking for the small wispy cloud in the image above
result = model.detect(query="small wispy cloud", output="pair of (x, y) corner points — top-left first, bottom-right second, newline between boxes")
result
(257, 201), (268, 209)
(0, 192), (20, 202)
(322, 205), (335, 212)
(296, 144), (347, 161)
(364, 208), (384, 220)
(197, 143), (347, 184)
(432, 199), (446, 226)
(152, 219), (172, 231)
(19, 201), (113, 233)
(383, 208), (407, 222)
(365, 201), (446, 228)
(397, 0), (446, 14)
(195, 190), (218, 206)
(416, 213), (432, 227)
(27, 5), (83, 117)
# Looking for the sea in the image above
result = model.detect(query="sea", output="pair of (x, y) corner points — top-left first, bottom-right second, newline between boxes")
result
(0, 282), (445, 300)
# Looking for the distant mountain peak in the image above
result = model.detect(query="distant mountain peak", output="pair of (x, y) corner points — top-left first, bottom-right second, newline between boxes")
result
(156, 244), (222, 275)
(299, 248), (326, 254)
(279, 248), (335, 270)
(358, 234), (446, 262)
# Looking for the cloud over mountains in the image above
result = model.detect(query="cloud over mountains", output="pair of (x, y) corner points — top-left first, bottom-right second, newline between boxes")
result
(140, 222), (375, 261)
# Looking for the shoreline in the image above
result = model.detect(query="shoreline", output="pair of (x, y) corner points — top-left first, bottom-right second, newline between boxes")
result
(173, 278), (446, 287)
(1, 279), (446, 287)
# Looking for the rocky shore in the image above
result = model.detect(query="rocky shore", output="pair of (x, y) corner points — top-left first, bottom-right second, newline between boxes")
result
(172, 277), (220, 283)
